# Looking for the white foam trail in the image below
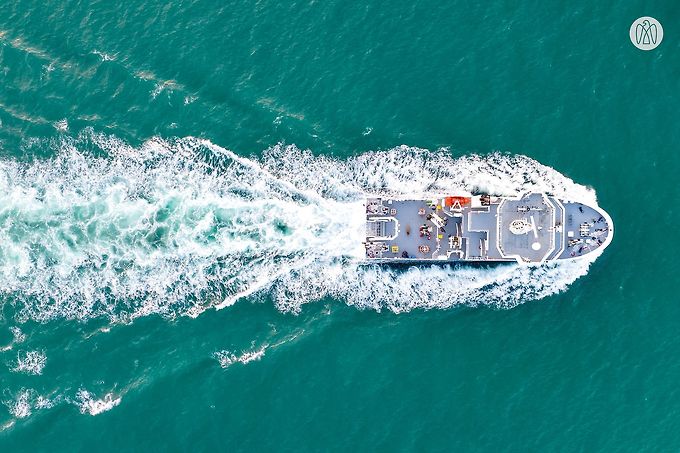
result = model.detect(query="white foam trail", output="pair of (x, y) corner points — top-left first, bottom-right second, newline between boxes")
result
(213, 344), (267, 369)
(91, 50), (116, 62)
(10, 327), (26, 344)
(74, 389), (121, 416)
(34, 395), (54, 409)
(0, 386), (122, 422)
(4, 389), (33, 418)
(0, 326), (26, 352)
(150, 80), (179, 99)
(275, 258), (593, 314)
(53, 119), (68, 132)
(11, 350), (46, 375)
(0, 131), (598, 322)
(2, 388), (58, 420)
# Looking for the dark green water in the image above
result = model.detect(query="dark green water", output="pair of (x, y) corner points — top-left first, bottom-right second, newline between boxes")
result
(0, 0), (678, 451)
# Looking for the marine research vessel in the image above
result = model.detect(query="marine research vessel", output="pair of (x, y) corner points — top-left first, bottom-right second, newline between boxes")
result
(364, 193), (613, 263)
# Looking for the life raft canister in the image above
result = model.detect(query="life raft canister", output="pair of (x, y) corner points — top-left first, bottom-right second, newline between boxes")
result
(444, 196), (471, 207)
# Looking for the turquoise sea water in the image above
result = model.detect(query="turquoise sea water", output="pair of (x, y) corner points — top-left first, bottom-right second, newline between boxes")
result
(0, 0), (678, 451)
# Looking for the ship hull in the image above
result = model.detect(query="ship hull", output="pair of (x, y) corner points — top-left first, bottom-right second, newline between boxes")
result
(364, 193), (613, 264)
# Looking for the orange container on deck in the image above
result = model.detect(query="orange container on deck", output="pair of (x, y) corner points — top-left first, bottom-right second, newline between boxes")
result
(444, 196), (471, 207)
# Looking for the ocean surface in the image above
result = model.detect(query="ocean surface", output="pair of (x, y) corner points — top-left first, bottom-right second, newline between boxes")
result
(0, 0), (677, 451)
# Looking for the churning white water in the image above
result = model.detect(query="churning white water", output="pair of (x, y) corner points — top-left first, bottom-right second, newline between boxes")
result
(0, 131), (598, 322)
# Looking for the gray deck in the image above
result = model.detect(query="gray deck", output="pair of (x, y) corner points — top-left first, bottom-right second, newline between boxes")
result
(496, 193), (555, 262)
(558, 201), (611, 259)
(364, 192), (613, 263)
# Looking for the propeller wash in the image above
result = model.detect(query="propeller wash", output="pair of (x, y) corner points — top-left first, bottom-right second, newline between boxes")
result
(0, 131), (606, 323)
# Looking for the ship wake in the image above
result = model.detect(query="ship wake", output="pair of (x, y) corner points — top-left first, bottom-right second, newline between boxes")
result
(0, 131), (598, 322)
